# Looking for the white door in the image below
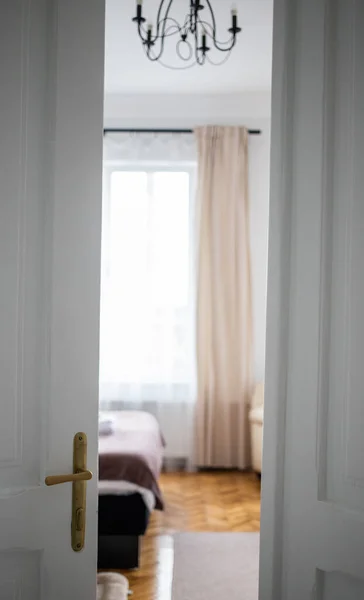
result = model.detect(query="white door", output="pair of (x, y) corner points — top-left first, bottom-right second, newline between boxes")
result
(0, 1), (104, 598)
(260, 0), (364, 599)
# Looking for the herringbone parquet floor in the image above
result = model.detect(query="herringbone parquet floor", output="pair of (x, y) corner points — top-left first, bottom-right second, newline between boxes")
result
(118, 471), (261, 599)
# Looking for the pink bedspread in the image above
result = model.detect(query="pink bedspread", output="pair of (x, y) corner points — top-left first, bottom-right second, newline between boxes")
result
(98, 411), (165, 510)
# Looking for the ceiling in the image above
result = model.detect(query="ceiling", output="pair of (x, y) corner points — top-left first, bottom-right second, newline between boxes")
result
(104, 0), (274, 94)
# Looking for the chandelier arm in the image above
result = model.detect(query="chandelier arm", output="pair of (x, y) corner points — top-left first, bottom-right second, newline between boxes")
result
(206, 48), (233, 67)
(141, 0), (174, 47)
(155, 0), (169, 38)
(164, 22), (182, 36)
(150, 17), (181, 59)
(146, 39), (166, 61)
(151, 17), (182, 39)
(194, 17), (199, 63)
(192, 2), (200, 34)
(137, 20), (149, 44)
(145, 28), (167, 61)
(211, 33), (236, 52)
(155, 0), (174, 42)
(144, 44), (158, 62)
(202, 0), (238, 52)
(153, 56), (198, 70)
(186, 7), (192, 32)
(198, 20), (235, 48)
(182, 13), (191, 35)
(194, 20), (205, 66)
(136, 10), (181, 42)
(142, 1), (174, 61)
(145, 44), (163, 62)
(144, 36), (194, 67)
(202, 0), (217, 38)
(176, 37), (193, 62)
(135, 0), (168, 43)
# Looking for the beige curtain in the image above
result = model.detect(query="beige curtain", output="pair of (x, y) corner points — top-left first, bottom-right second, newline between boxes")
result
(194, 126), (253, 469)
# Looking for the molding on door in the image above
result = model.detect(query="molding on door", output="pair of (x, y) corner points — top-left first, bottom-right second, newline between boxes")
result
(315, 0), (337, 502)
(0, 550), (41, 598)
(340, 0), (362, 490)
(38, 0), (59, 478)
(0, 0), (58, 485)
(323, 0), (364, 504)
(1, 0), (33, 468)
(0, 580), (18, 599)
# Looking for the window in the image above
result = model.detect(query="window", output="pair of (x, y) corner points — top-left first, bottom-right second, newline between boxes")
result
(99, 167), (196, 404)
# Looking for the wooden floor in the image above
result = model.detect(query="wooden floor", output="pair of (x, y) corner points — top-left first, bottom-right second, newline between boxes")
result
(119, 471), (261, 600)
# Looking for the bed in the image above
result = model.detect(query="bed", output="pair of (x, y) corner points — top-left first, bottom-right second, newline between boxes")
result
(98, 411), (165, 569)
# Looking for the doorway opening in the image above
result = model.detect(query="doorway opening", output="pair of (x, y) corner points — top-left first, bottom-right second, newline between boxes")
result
(98, 1), (273, 597)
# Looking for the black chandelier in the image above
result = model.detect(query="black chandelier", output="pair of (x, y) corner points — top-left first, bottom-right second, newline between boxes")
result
(132, 1), (242, 69)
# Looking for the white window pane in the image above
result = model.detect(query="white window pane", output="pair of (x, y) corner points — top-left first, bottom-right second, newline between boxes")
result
(100, 169), (195, 389)
(149, 172), (190, 307)
(109, 171), (148, 288)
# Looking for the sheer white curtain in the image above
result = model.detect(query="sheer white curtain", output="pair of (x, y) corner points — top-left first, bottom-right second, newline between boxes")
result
(99, 133), (197, 463)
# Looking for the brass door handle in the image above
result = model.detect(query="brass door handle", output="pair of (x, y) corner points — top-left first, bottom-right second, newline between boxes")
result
(45, 468), (92, 486)
(45, 432), (91, 551)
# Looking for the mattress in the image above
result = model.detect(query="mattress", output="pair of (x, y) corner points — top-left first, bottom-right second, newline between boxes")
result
(98, 480), (155, 512)
(98, 410), (165, 510)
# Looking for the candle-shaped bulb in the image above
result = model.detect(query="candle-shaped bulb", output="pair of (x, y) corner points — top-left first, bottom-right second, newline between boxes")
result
(231, 5), (238, 30)
(136, 0), (143, 20)
(147, 22), (153, 43)
(201, 26), (209, 54)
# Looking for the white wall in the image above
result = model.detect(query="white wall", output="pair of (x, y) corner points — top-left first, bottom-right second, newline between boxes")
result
(104, 91), (271, 383)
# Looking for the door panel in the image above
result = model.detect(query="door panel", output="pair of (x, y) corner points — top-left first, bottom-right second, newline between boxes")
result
(1, 0), (46, 491)
(325, 0), (364, 512)
(319, 571), (364, 600)
(0, 1), (104, 597)
(0, 553), (41, 598)
(260, 0), (364, 599)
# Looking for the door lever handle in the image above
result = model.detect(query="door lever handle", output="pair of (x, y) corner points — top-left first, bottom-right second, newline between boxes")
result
(44, 432), (91, 551)
(45, 468), (92, 486)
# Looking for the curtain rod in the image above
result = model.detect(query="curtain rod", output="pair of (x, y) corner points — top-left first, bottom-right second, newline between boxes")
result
(104, 127), (261, 135)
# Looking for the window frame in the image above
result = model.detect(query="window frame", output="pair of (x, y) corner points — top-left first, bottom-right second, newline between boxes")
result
(102, 160), (197, 280)
(100, 159), (197, 390)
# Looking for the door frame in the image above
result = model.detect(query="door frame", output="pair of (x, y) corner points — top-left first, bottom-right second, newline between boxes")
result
(259, 0), (296, 598)
(100, 1), (289, 597)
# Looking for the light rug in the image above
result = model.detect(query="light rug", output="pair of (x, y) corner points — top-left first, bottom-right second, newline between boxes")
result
(97, 572), (129, 600)
(172, 532), (259, 600)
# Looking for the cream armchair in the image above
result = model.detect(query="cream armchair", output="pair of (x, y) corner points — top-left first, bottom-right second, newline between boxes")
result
(249, 382), (264, 473)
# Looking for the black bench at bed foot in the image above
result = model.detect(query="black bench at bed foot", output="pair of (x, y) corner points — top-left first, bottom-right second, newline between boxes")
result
(98, 535), (140, 570)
